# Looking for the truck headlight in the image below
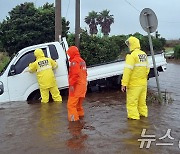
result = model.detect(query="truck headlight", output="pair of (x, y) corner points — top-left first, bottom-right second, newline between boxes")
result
(0, 81), (4, 95)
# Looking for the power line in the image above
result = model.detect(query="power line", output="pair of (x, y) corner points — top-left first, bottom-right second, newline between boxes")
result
(124, 0), (180, 25)
(124, 0), (140, 13)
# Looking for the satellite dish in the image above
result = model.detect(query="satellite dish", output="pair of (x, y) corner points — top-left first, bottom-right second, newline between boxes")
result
(140, 8), (158, 33)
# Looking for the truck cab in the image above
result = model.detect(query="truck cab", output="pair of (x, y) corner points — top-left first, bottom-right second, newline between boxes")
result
(0, 40), (69, 103)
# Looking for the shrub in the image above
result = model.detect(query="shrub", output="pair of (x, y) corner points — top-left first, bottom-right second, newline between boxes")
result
(0, 52), (10, 72)
(174, 45), (180, 59)
(67, 31), (166, 66)
(67, 31), (120, 66)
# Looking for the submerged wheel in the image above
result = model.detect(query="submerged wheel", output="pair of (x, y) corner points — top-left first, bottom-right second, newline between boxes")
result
(27, 90), (41, 104)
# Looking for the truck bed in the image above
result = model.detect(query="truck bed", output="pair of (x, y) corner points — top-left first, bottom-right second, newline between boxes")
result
(87, 53), (167, 82)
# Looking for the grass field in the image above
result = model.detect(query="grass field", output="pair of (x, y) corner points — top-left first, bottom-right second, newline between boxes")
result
(164, 47), (174, 52)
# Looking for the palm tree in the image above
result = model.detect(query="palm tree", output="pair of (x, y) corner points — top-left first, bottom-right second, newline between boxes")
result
(97, 10), (114, 36)
(84, 11), (98, 35)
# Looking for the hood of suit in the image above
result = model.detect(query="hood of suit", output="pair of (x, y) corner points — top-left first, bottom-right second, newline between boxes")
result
(34, 48), (45, 59)
(66, 46), (80, 61)
(128, 36), (141, 52)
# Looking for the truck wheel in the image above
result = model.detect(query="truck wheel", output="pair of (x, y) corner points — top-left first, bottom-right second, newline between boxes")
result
(27, 90), (41, 104)
(32, 92), (41, 101)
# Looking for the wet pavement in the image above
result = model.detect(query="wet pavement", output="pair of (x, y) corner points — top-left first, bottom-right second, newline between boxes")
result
(0, 62), (180, 154)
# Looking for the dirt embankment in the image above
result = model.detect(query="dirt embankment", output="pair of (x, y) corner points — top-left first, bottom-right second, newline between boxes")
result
(166, 58), (180, 64)
(166, 40), (180, 47)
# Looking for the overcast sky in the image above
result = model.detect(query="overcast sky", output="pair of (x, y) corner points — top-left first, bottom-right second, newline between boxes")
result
(0, 0), (180, 40)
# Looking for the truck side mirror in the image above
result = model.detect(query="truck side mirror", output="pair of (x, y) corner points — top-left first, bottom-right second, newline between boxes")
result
(9, 65), (16, 76)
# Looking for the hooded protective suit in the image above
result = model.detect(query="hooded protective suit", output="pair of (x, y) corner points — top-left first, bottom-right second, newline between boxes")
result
(121, 36), (150, 119)
(66, 46), (87, 121)
(28, 48), (62, 103)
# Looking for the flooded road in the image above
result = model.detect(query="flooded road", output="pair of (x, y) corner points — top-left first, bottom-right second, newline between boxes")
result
(0, 62), (180, 154)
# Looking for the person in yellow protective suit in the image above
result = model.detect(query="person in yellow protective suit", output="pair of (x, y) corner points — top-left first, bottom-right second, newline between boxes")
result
(28, 48), (62, 103)
(121, 36), (150, 120)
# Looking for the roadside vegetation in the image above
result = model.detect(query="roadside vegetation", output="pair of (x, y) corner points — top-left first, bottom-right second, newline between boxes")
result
(0, 52), (10, 72)
(174, 45), (180, 59)
(147, 89), (173, 104)
(165, 40), (180, 59)
(68, 31), (165, 66)
(0, 2), (70, 56)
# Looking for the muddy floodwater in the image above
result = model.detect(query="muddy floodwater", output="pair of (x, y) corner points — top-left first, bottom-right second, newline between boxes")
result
(0, 62), (180, 154)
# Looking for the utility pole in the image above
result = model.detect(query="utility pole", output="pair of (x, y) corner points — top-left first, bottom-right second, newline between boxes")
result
(75, 0), (80, 48)
(55, 0), (62, 42)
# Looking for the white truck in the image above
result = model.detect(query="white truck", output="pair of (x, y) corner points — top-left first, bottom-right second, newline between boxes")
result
(0, 38), (167, 104)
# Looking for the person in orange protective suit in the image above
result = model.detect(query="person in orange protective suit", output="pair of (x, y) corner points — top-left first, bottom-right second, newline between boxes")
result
(28, 48), (62, 103)
(121, 36), (150, 120)
(66, 46), (87, 121)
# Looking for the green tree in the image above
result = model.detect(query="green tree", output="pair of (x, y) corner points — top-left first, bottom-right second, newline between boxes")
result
(97, 10), (114, 36)
(0, 39), (3, 52)
(79, 30), (119, 66)
(109, 35), (128, 59)
(155, 31), (160, 38)
(67, 30), (166, 66)
(0, 2), (70, 56)
(132, 33), (166, 54)
(84, 11), (98, 35)
(133, 32), (143, 40)
(174, 45), (180, 59)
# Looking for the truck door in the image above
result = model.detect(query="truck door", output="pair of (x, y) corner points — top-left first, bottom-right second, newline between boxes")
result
(48, 44), (68, 88)
(7, 48), (47, 101)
